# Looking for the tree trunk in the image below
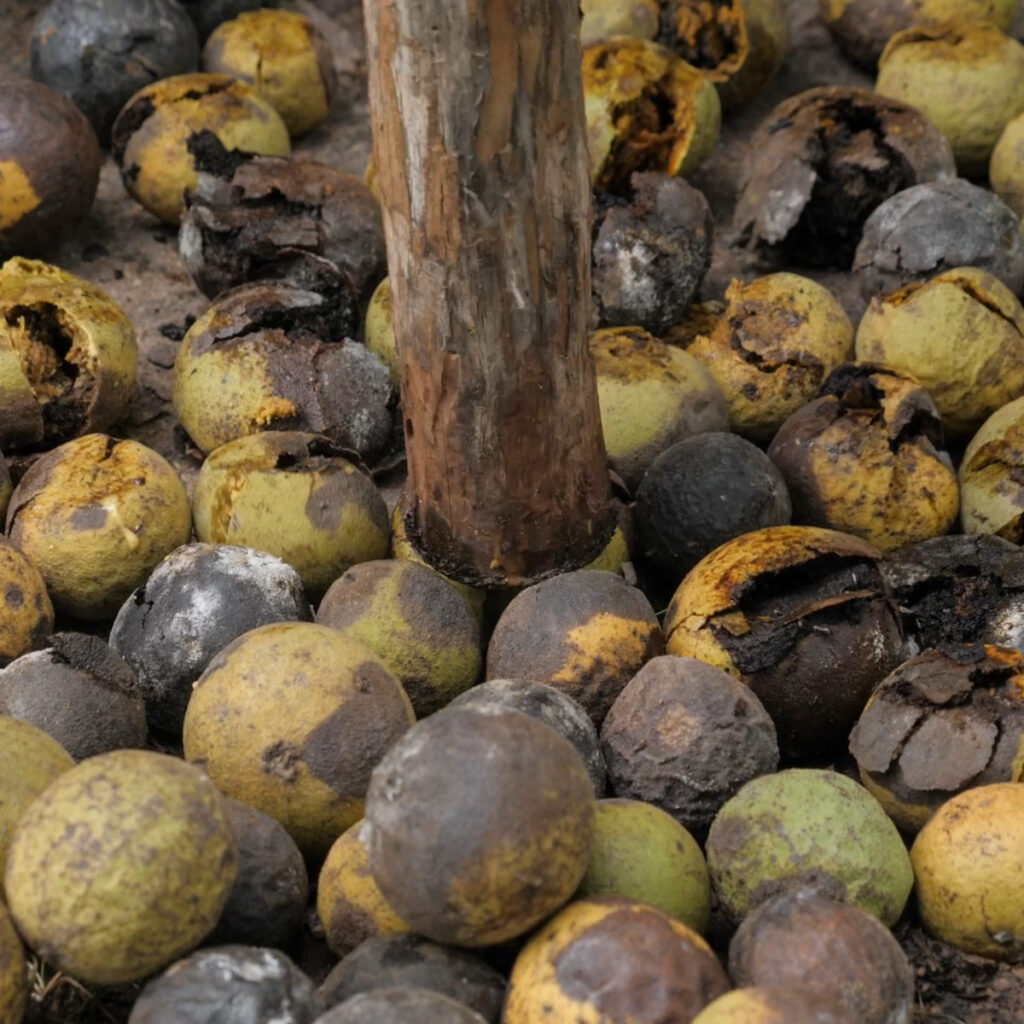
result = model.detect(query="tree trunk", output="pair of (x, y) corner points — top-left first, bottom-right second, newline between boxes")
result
(364, 0), (614, 588)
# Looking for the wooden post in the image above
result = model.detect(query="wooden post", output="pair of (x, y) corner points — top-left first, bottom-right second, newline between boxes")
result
(364, 0), (614, 588)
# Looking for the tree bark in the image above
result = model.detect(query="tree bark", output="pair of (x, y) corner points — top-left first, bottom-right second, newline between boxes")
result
(364, 0), (614, 588)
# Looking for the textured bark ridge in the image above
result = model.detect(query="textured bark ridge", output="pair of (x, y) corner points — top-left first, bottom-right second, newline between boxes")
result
(365, 0), (614, 587)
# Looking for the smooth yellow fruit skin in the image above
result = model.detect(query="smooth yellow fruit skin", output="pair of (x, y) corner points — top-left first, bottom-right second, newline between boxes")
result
(591, 326), (728, 492)
(183, 621), (415, 859)
(193, 432), (389, 598)
(4, 750), (238, 986)
(0, 716), (72, 881)
(960, 394), (1024, 538)
(580, 0), (659, 45)
(877, 23), (1024, 176)
(855, 267), (1024, 439)
(990, 112), (1024, 217)
(0, 901), (27, 1024)
(317, 820), (409, 957)
(364, 277), (399, 387)
(5, 434), (191, 620)
(115, 73), (291, 224)
(203, 10), (333, 136)
(0, 538), (53, 666)
(577, 799), (711, 934)
(912, 782), (1024, 961)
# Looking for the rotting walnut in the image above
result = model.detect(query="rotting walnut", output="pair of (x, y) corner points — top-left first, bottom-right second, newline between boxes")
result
(654, 0), (790, 109)
(0, 257), (137, 454)
(960, 394), (1024, 543)
(172, 279), (395, 462)
(767, 362), (959, 554)
(880, 534), (1024, 658)
(180, 133), (386, 302)
(854, 178), (1024, 301)
(582, 36), (721, 195)
(666, 272), (853, 444)
(592, 172), (712, 334)
(849, 645), (1024, 835)
(733, 86), (955, 269)
(665, 525), (903, 761)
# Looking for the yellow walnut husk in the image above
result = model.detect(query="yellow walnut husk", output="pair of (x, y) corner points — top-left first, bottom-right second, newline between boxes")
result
(3, 750), (238, 986)
(317, 820), (410, 956)
(911, 782), (1024, 960)
(855, 267), (1024, 439)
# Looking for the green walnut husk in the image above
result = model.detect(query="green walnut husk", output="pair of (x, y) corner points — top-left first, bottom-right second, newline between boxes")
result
(0, 536), (53, 667)
(960, 394), (1024, 539)
(0, 257), (137, 453)
(111, 72), (291, 224)
(655, 0), (790, 109)
(317, 559), (481, 719)
(576, 798), (711, 934)
(4, 749), (238, 986)
(591, 326), (728, 493)
(855, 266), (1024, 439)
(183, 621), (414, 859)
(819, 0), (1016, 69)
(669, 273), (854, 444)
(582, 36), (721, 194)
(580, 0), (659, 45)
(192, 431), (390, 599)
(4, 434), (192, 620)
(202, 8), (336, 137)
(706, 769), (913, 925)
(0, 716), (72, 880)
(990, 111), (1024, 218)
(693, 986), (857, 1023)
(876, 22), (1024, 176)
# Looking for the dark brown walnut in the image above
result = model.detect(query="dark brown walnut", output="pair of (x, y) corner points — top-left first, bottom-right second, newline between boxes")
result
(0, 455), (10, 522)
(635, 431), (792, 592)
(319, 935), (506, 1024)
(767, 362), (959, 554)
(207, 798), (309, 949)
(592, 172), (712, 333)
(172, 279), (395, 461)
(854, 178), (1024, 300)
(880, 534), (1024, 657)
(601, 655), (779, 838)
(127, 945), (321, 1024)
(0, 79), (101, 258)
(363, 704), (596, 948)
(317, 988), (487, 1024)
(665, 526), (903, 761)
(0, 632), (146, 760)
(180, 136), (386, 301)
(733, 87), (955, 269)
(849, 645), (1024, 834)
(728, 888), (915, 1024)
(450, 679), (606, 797)
(486, 569), (664, 725)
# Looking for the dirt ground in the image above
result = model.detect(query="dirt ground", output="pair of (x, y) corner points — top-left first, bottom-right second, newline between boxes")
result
(5, 0), (1024, 1021)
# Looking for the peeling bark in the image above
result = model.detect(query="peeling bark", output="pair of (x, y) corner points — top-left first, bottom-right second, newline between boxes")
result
(364, 0), (613, 586)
